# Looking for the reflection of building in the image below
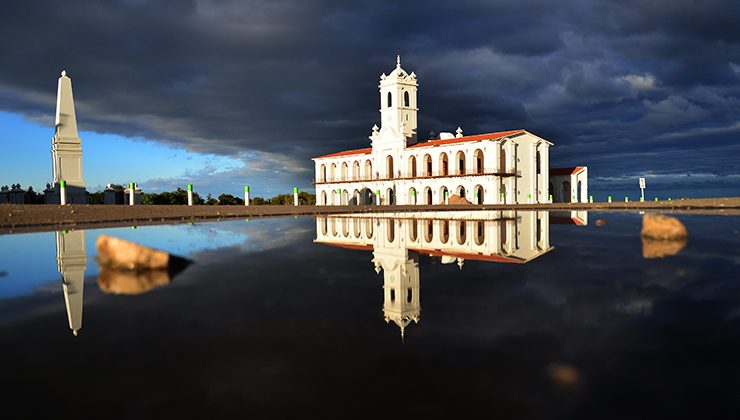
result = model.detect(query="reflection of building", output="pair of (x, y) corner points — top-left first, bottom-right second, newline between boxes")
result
(313, 57), (555, 206)
(56, 230), (87, 336)
(550, 210), (588, 226)
(315, 211), (552, 338)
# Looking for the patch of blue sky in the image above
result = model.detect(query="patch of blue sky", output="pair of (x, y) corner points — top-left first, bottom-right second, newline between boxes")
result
(0, 110), (244, 193)
(0, 221), (251, 300)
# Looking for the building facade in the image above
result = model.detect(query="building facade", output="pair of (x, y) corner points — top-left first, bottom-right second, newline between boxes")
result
(313, 57), (555, 206)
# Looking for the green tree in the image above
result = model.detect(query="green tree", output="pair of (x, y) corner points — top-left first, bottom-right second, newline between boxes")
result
(89, 191), (104, 204)
(217, 193), (243, 205)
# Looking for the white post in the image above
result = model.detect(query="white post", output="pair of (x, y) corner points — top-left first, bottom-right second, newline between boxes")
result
(129, 182), (135, 206)
(187, 184), (193, 206)
(294, 187), (299, 206)
(244, 186), (250, 206)
(376, 189), (381, 205)
(639, 177), (646, 202)
(60, 180), (67, 205)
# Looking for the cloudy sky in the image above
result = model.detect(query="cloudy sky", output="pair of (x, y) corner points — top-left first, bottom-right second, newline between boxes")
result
(1, 0), (738, 198)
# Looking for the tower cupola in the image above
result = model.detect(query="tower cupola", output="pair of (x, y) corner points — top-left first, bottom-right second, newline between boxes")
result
(378, 55), (418, 144)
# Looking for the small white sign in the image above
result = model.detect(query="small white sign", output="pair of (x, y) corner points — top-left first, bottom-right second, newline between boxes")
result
(639, 177), (646, 188)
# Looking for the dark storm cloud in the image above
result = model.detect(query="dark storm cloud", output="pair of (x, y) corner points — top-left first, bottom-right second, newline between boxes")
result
(0, 0), (738, 186)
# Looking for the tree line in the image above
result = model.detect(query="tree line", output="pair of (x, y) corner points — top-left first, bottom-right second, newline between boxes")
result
(5, 184), (315, 205)
(99, 186), (316, 206)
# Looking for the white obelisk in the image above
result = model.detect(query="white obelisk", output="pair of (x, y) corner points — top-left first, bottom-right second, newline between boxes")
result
(49, 70), (88, 204)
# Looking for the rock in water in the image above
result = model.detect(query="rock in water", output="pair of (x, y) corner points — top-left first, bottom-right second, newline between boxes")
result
(447, 194), (472, 205)
(98, 267), (171, 295)
(642, 237), (687, 259)
(96, 235), (170, 270)
(641, 214), (688, 240)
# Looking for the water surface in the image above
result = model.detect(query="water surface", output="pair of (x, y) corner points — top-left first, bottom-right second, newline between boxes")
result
(0, 211), (738, 419)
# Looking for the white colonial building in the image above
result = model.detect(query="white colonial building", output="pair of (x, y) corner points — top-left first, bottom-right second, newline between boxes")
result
(313, 57), (568, 206)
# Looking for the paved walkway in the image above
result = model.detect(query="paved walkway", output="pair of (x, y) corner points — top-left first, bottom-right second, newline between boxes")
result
(1, 197), (739, 234)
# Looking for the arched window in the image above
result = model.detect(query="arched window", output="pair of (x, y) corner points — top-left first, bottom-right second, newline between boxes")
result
(365, 218), (374, 239)
(387, 187), (395, 205)
(321, 191), (327, 205)
(409, 220), (418, 242)
(457, 185), (466, 199)
(536, 150), (541, 175)
(425, 187), (433, 205)
(320, 164), (326, 182)
(354, 218), (361, 237)
(342, 190), (349, 205)
(353, 161), (360, 180)
(365, 160), (373, 180)
(424, 154), (432, 176)
(475, 221), (485, 245)
(404, 91), (410, 107)
(330, 163), (336, 181)
(456, 151), (466, 175)
(440, 186), (448, 204)
(441, 220), (449, 243)
(457, 221), (467, 245)
(341, 162), (348, 181)
(474, 149), (484, 174)
(387, 92), (392, 108)
(386, 155), (394, 179)
(407, 288), (413, 303)
(409, 187), (417, 205)
(577, 180), (582, 203)
(408, 155), (417, 177)
(474, 185), (484, 205)
(425, 220), (434, 243)
(500, 146), (507, 173)
(387, 219), (395, 242)
(439, 153), (448, 176)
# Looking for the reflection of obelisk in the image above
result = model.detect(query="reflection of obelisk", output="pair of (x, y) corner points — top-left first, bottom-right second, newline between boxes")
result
(46, 70), (88, 204)
(56, 230), (87, 336)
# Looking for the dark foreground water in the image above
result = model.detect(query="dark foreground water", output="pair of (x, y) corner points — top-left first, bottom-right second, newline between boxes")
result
(0, 211), (739, 419)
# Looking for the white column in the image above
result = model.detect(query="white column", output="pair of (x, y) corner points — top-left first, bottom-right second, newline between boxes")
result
(244, 186), (250, 206)
(60, 180), (67, 205)
(129, 183), (135, 206)
(294, 187), (299, 206)
(187, 184), (193, 206)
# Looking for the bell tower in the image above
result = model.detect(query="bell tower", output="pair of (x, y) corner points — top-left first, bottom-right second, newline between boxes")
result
(378, 55), (418, 144)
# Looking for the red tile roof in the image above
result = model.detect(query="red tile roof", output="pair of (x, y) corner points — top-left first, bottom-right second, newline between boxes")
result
(316, 240), (525, 263)
(550, 166), (585, 176)
(409, 130), (525, 149)
(313, 147), (372, 160)
(313, 130), (526, 160)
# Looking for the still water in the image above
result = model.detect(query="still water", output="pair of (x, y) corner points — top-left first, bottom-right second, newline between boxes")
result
(0, 211), (739, 419)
